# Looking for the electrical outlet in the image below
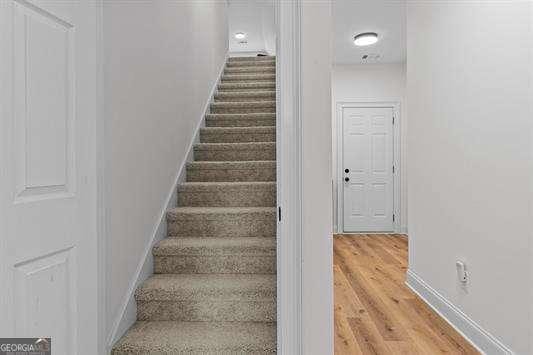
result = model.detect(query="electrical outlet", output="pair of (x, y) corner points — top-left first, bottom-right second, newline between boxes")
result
(456, 261), (468, 284)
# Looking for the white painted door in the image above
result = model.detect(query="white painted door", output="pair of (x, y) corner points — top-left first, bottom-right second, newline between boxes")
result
(0, 1), (98, 354)
(342, 107), (394, 232)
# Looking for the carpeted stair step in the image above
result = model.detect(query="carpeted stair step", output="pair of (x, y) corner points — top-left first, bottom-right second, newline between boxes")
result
(200, 126), (275, 143)
(206, 113), (276, 127)
(225, 66), (275, 75)
(228, 56), (276, 62)
(218, 81), (276, 92)
(186, 161), (276, 182)
(214, 91), (275, 102)
(221, 73), (275, 82)
(112, 321), (276, 354)
(135, 274), (276, 322)
(177, 182), (276, 207)
(153, 236), (276, 274)
(194, 142), (276, 161)
(210, 101), (275, 114)
(113, 55), (278, 355)
(167, 207), (276, 238)
(226, 59), (275, 68)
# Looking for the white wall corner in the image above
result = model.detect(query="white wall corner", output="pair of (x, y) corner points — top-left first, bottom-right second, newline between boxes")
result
(406, 270), (514, 355)
(105, 54), (228, 352)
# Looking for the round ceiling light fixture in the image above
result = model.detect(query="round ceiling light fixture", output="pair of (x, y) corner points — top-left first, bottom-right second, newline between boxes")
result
(353, 32), (379, 46)
(234, 32), (246, 40)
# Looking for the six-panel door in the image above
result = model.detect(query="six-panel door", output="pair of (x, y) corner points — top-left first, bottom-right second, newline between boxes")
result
(342, 106), (394, 232)
(0, 1), (98, 354)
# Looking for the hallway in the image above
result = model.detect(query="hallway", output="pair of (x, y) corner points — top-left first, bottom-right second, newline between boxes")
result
(334, 235), (479, 354)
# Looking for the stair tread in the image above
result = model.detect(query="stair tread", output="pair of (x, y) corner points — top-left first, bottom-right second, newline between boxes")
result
(112, 321), (276, 353)
(218, 81), (275, 89)
(188, 160), (276, 167)
(206, 113), (276, 118)
(200, 126), (275, 133)
(215, 91), (275, 98)
(169, 206), (275, 215)
(179, 181), (275, 188)
(211, 100), (276, 107)
(222, 73), (275, 80)
(194, 142), (275, 149)
(154, 236), (275, 256)
(136, 273), (276, 300)
(216, 90), (275, 94)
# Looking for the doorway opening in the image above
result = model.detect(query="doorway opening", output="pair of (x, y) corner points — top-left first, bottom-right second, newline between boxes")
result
(336, 102), (401, 233)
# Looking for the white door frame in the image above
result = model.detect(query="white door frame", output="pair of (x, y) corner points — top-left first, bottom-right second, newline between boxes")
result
(336, 101), (401, 233)
(276, 0), (302, 353)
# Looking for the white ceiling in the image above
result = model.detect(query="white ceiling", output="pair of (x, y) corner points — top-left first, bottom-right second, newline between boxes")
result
(333, 0), (406, 64)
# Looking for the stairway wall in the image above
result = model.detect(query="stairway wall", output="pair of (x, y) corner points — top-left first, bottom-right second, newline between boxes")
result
(102, 1), (228, 348)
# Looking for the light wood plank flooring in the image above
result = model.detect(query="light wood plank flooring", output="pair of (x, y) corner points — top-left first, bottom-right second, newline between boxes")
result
(334, 234), (479, 354)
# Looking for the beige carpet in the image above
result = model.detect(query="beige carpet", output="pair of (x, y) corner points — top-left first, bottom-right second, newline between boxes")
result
(113, 56), (277, 354)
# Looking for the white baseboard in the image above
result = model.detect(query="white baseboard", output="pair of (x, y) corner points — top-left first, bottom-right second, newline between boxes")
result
(105, 54), (228, 353)
(405, 269), (513, 355)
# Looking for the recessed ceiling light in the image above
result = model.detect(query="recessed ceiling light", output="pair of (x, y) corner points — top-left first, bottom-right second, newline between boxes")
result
(354, 32), (379, 46)
(235, 32), (246, 40)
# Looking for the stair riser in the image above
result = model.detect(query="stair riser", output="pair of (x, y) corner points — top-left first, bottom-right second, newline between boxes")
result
(194, 148), (276, 161)
(221, 76), (275, 82)
(218, 83), (276, 91)
(214, 93), (275, 102)
(211, 106), (275, 114)
(206, 117), (276, 127)
(167, 212), (276, 237)
(200, 131), (275, 143)
(137, 299), (276, 322)
(225, 67), (275, 75)
(177, 188), (276, 207)
(187, 166), (276, 182)
(226, 61), (275, 68)
(154, 255), (276, 274)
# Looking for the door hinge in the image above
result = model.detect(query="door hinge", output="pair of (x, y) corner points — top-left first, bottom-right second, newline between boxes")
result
(278, 206), (281, 222)
(393, 214), (395, 222)
(392, 116), (395, 125)
(392, 165), (395, 174)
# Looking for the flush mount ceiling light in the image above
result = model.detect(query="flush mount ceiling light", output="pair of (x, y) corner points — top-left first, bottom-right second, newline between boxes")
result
(353, 32), (379, 46)
(234, 32), (246, 40)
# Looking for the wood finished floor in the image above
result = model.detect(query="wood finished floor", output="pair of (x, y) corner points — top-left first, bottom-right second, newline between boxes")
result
(334, 234), (479, 355)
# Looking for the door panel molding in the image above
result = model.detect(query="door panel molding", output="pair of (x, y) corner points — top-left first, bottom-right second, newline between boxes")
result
(336, 101), (401, 233)
(12, 0), (76, 203)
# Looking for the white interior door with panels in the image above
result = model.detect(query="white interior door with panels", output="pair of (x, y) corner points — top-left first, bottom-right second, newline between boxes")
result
(0, 1), (99, 354)
(341, 106), (394, 232)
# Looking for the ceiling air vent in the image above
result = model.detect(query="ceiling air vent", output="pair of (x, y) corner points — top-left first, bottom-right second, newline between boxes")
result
(362, 53), (382, 63)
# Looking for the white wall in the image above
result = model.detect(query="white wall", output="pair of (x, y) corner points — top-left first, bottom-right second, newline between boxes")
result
(103, 0), (228, 344)
(300, 2), (333, 354)
(332, 64), (407, 233)
(228, 0), (275, 56)
(407, 2), (532, 353)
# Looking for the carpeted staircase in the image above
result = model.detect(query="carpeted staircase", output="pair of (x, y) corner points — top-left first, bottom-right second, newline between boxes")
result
(112, 56), (277, 354)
